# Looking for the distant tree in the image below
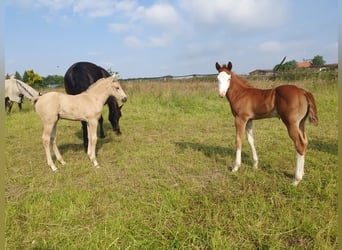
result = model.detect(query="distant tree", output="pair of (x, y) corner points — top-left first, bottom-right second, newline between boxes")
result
(273, 60), (297, 71)
(107, 68), (120, 77)
(15, 71), (22, 80)
(312, 55), (325, 66)
(23, 70), (44, 88)
(43, 75), (64, 88)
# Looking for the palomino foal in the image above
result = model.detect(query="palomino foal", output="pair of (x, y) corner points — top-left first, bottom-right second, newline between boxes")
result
(34, 75), (127, 171)
(215, 61), (318, 185)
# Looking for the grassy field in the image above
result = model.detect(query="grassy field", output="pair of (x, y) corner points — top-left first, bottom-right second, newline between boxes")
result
(5, 77), (337, 249)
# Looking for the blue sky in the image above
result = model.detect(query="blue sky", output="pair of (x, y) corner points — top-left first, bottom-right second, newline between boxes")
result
(5, 0), (338, 78)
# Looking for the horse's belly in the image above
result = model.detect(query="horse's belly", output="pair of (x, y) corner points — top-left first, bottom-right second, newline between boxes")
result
(255, 109), (279, 119)
(59, 106), (101, 122)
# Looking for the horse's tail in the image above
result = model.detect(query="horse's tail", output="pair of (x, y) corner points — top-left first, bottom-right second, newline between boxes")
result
(304, 91), (319, 126)
(32, 96), (40, 106)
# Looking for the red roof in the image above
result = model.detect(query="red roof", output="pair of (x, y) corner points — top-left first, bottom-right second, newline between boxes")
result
(297, 61), (312, 68)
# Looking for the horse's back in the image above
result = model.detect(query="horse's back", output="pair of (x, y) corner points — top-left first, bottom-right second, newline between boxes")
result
(35, 92), (96, 122)
(64, 62), (110, 94)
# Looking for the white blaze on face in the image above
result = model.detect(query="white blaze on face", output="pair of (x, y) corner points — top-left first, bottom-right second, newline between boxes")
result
(217, 71), (231, 97)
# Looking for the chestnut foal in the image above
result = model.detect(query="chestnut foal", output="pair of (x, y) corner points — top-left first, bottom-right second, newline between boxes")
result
(215, 61), (318, 185)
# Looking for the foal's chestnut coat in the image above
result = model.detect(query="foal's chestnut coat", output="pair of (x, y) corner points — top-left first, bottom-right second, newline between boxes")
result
(215, 62), (318, 185)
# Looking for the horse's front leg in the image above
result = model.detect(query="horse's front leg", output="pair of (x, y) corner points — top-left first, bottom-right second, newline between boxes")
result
(246, 120), (258, 169)
(232, 117), (246, 172)
(87, 120), (99, 168)
(8, 101), (13, 113)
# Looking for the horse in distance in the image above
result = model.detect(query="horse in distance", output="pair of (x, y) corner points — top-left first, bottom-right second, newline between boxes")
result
(5, 75), (41, 113)
(34, 75), (127, 172)
(64, 62), (123, 150)
(215, 61), (318, 186)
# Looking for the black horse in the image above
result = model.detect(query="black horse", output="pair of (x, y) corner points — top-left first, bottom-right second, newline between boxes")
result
(64, 62), (124, 149)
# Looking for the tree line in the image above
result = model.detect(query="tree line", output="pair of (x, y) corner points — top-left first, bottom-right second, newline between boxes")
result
(6, 67), (119, 89)
(7, 55), (332, 88)
(273, 55), (326, 71)
(6, 70), (64, 89)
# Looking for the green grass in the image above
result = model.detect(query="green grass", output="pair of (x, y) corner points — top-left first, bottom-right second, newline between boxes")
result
(5, 78), (337, 249)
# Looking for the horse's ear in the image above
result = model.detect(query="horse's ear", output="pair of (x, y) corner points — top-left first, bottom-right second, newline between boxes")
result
(215, 62), (221, 71)
(227, 61), (232, 71)
(119, 104), (123, 110)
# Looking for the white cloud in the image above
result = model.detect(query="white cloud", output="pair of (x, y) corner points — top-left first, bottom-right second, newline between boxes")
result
(108, 23), (131, 33)
(148, 33), (171, 48)
(178, 0), (289, 29)
(124, 35), (144, 49)
(144, 3), (181, 28)
(6, 0), (136, 18)
(72, 0), (116, 18)
(258, 41), (285, 52)
(109, 2), (183, 49)
(115, 0), (138, 12)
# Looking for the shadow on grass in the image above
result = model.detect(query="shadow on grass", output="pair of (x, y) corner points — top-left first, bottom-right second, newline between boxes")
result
(174, 141), (301, 182)
(73, 122), (120, 142)
(58, 134), (112, 154)
(309, 139), (337, 156)
(174, 141), (254, 168)
(175, 141), (234, 157)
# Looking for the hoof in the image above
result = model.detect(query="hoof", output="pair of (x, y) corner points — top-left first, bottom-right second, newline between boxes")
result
(292, 179), (301, 186)
(92, 160), (100, 168)
(253, 162), (258, 169)
(231, 166), (239, 172)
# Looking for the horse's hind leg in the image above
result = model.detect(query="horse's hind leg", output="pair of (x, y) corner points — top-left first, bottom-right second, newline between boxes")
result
(286, 122), (308, 186)
(82, 121), (88, 151)
(42, 123), (58, 172)
(246, 120), (259, 169)
(51, 123), (66, 166)
(99, 115), (105, 138)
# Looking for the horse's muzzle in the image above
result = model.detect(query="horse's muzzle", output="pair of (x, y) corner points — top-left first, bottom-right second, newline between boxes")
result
(121, 97), (127, 103)
(219, 92), (226, 98)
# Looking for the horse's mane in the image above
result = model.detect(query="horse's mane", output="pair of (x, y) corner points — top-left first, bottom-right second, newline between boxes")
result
(220, 63), (252, 88)
(86, 75), (118, 91)
(231, 72), (252, 88)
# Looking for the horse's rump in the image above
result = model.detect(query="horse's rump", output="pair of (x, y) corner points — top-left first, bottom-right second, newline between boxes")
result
(274, 85), (318, 125)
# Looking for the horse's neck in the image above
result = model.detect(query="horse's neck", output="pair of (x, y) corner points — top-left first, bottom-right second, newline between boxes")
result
(18, 81), (40, 99)
(226, 74), (252, 101)
(86, 82), (111, 104)
(230, 74), (251, 92)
